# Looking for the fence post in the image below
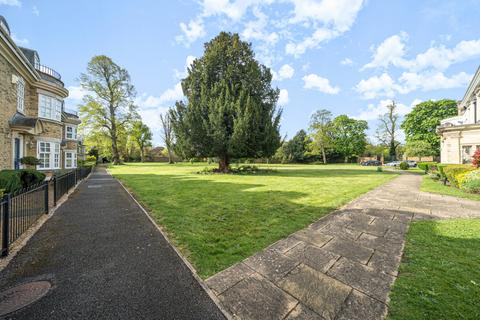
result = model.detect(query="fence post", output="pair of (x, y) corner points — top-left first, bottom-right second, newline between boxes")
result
(44, 182), (49, 214)
(53, 177), (57, 207)
(1, 195), (10, 257)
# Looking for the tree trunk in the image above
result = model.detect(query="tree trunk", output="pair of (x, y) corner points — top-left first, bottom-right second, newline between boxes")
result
(111, 121), (120, 165)
(218, 154), (230, 172)
(321, 147), (327, 164)
(140, 148), (145, 163)
(167, 148), (174, 164)
(389, 140), (396, 161)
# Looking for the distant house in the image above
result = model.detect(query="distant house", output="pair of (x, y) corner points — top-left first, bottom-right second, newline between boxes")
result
(0, 16), (83, 173)
(438, 66), (480, 164)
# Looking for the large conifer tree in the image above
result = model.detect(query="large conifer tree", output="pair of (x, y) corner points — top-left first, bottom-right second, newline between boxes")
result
(170, 32), (282, 172)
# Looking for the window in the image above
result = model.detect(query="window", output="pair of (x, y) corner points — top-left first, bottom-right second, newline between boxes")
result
(65, 125), (77, 140)
(64, 151), (77, 169)
(37, 141), (60, 170)
(39, 94), (62, 121)
(16, 77), (25, 113)
(462, 145), (472, 164)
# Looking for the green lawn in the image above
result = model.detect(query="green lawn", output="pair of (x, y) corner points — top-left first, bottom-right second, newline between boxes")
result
(421, 175), (480, 201)
(388, 219), (480, 320)
(109, 163), (396, 278)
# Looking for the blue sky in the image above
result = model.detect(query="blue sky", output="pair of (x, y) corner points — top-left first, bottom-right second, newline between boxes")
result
(2, 0), (480, 145)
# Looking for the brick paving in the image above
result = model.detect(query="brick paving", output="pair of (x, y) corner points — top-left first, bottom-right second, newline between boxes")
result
(206, 173), (480, 320)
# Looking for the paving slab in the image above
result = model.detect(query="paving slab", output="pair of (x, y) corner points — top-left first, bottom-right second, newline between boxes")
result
(244, 249), (299, 283)
(327, 258), (395, 303)
(284, 243), (339, 273)
(206, 262), (254, 295)
(336, 290), (387, 320)
(285, 303), (323, 319)
(322, 238), (374, 264)
(279, 264), (351, 320)
(218, 272), (298, 320)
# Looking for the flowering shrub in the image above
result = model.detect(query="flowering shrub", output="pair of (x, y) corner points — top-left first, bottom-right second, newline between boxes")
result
(473, 149), (480, 168)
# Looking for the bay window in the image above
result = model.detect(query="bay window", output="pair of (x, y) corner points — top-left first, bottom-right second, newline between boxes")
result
(37, 141), (60, 170)
(39, 94), (62, 121)
(64, 151), (77, 169)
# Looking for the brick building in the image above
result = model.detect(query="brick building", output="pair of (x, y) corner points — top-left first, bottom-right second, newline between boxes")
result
(0, 15), (84, 173)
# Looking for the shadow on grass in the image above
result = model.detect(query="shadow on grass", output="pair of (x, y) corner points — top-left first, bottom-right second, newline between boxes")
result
(388, 218), (480, 320)
(114, 173), (338, 277)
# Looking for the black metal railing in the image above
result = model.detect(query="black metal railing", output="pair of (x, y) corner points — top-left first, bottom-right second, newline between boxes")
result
(1, 182), (48, 257)
(53, 166), (93, 206)
(1, 166), (93, 257)
(34, 63), (62, 80)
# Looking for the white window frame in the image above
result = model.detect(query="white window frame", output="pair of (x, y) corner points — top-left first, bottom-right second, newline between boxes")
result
(64, 150), (77, 169)
(17, 77), (25, 113)
(37, 141), (61, 170)
(65, 125), (77, 140)
(38, 94), (62, 121)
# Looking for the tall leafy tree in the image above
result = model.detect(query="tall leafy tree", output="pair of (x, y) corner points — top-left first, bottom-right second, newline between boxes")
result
(405, 140), (436, 158)
(131, 120), (152, 162)
(79, 55), (138, 164)
(376, 101), (401, 160)
(159, 112), (175, 164)
(170, 32), (282, 172)
(401, 99), (457, 156)
(331, 115), (368, 163)
(309, 109), (333, 164)
(282, 130), (310, 163)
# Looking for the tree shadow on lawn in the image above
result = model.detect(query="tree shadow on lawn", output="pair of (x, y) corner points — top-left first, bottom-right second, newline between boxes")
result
(242, 167), (398, 179)
(388, 218), (480, 320)
(114, 173), (339, 277)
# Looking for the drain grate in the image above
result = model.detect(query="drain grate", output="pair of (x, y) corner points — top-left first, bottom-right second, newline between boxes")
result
(0, 281), (51, 316)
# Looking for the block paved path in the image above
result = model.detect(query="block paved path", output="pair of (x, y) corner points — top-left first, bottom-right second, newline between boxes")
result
(0, 167), (225, 320)
(206, 172), (480, 320)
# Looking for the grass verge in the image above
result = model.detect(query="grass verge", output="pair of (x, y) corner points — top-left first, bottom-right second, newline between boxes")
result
(388, 218), (480, 319)
(420, 175), (480, 201)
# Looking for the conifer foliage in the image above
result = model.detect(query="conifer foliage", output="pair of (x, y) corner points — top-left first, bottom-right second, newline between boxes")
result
(170, 32), (282, 172)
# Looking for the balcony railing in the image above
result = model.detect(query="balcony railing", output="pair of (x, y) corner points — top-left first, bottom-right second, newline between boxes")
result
(440, 116), (464, 127)
(34, 63), (62, 81)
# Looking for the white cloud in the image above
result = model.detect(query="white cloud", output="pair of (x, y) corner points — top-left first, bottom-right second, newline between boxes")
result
(355, 71), (472, 99)
(398, 71), (472, 92)
(11, 34), (29, 46)
(278, 88), (289, 105)
(32, 5), (39, 16)
(361, 32), (409, 70)
(340, 58), (353, 65)
(0, 0), (21, 6)
(176, 19), (206, 46)
(362, 32), (480, 72)
(136, 83), (184, 109)
(138, 107), (169, 131)
(302, 74), (340, 94)
(285, 0), (364, 56)
(354, 99), (413, 121)
(67, 86), (87, 101)
(241, 6), (279, 46)
(174, 55), (196, 79)
(355, 73), (397, 99)
(272, 64), (294, 81)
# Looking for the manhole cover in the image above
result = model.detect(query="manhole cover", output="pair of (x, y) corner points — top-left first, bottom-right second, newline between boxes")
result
(0, 281), (51, 316)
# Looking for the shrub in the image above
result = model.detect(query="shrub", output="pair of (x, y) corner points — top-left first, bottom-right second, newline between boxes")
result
(418, 162), (438, 174)
(20, 156), (40, 166)
(0, 169), (45, 193)
(428, 173), (440, 181)
(473, 149), (480, 168)
(460, 170), (480, 193)
(86, 155), (97, 162)
(376, 166), (383, 172)
(443, 165), (475, 188)
(399, 161), (409, 170)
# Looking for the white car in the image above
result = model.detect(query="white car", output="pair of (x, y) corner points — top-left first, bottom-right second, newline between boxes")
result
(384, 161), (401, 167)
(406, 160), (417, 167)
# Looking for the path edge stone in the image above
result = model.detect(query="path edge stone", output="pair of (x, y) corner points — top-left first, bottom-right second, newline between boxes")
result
(114, 173), (233, 320)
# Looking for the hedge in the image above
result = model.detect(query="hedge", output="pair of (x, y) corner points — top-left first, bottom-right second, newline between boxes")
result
(418, 162), (438, 173)
(443, 165), (476, 188)
(0, 169), (46, 194)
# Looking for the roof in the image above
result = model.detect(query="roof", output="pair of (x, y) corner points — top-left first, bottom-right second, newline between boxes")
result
(9, 112), (38, 128)
(458, 65), (480, 110)
(0, 16), (10, 35)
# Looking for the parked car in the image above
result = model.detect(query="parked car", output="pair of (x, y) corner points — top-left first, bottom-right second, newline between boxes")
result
(361, 160), (382, 166)
(406, 160), (417, 167)
(384, 161), (401, 167)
